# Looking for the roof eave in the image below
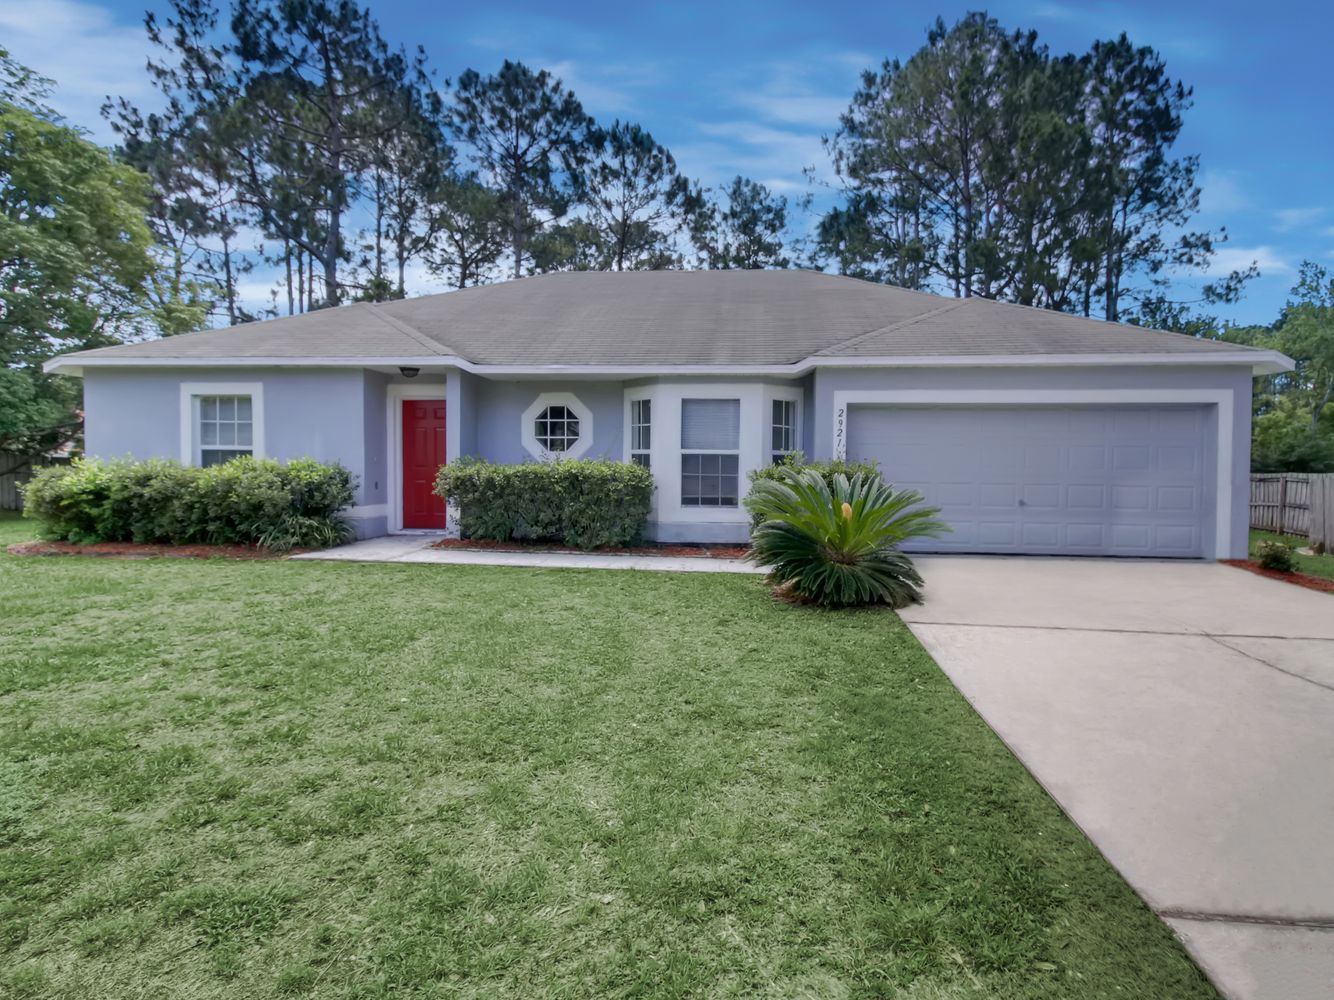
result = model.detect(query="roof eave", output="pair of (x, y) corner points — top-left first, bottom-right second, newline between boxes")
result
(44, 349), (1294, 378)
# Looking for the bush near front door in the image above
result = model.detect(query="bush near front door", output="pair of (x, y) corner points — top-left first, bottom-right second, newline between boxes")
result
(22, 456), (355, 551)
(435, 458), (653, 550)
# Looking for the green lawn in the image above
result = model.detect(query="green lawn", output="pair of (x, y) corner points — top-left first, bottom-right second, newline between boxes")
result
(1250, 528), (1334, 582)
(0, 509), (1215, 999)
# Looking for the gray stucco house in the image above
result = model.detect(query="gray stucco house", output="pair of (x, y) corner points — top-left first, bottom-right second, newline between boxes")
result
(47, 269), (1290, 558)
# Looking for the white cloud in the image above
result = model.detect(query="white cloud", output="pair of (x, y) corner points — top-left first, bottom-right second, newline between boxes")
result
(0, 0), (153, 138)
(677, 121), (828, 193)
(1197, 169), (1250, 216)
(1201, 245), (1291, 279)
(733, 93), (848, 130)
(1274, 206), (1325, 233)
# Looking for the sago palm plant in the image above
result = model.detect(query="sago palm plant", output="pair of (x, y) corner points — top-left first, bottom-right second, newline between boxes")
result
(744, 467), (947, 608)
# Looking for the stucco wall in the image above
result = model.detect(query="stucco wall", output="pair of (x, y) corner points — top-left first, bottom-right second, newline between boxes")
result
(83, 367), (387, 537)
(78, 363), (1255, 555)
(472, 380), (625, 463)
(812, 364), (1253, 558)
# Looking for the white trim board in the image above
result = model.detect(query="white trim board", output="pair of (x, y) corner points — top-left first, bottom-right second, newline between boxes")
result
(49, 349), (1293, 377)
(830, 388), (1235, 560)
(178, 381), (265, 465)
(385, 382), (451, 535)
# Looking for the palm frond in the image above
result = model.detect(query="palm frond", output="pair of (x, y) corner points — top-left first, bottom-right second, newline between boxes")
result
(744, 467), (948, 608)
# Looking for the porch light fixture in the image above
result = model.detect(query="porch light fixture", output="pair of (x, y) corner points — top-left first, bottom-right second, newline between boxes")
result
(399, 366), (420, 378)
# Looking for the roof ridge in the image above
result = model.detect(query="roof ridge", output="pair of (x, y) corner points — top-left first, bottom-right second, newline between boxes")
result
(816, 299), (968, 356)
(360, 302), (461, 358)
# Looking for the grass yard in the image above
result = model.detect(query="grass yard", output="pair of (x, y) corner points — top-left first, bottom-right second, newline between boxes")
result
(1250, 528), (1334, 582)
(0, 509), (1216, 999)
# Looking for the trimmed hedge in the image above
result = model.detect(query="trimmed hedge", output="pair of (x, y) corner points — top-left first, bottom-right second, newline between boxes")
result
(435, 457), (654, 550)
(22, 456), (355, 551)
(746, 451), (881, 529)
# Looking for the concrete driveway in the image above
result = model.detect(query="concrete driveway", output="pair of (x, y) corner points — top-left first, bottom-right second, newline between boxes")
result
(902, 557), (1334, 1000)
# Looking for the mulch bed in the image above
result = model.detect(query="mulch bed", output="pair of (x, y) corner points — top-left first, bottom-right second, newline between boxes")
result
(7, 540), (291, 561)
(431, 537), (751, 560)
(1222, 559), (1334, 595)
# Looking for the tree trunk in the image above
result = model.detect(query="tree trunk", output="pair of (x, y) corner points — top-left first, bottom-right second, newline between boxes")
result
(396, 230), (407, 297)
(512, 196), (523, 279)
(220, 219), (238, 326)
(285, 241), (294, 316)
(1314, 379), (1333, 431)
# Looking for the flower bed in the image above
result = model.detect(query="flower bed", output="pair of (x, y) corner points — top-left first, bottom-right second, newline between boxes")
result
(7, 540), (291, 560)
(1222, 559), (1334, 595)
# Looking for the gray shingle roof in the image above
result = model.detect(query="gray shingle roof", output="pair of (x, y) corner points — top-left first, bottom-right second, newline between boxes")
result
(59, 269), (1263, 367)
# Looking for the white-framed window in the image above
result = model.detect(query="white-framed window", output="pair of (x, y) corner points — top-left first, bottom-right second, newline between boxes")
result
(630, 398), (651, 468)
(521, 392), (593, 459)
(771, 398), (797, 465)
(198, 395), (254, 466)
(534, 404), (580, 453)
(179, 382), (265, 467)
(681, 398), (740, 507)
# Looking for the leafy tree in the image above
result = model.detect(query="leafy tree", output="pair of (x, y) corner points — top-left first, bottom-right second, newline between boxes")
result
(1275, 263), (1334, 431)
(821, 15), (1248, 321)
(1080, 35), (1219, 322)
(136, 0), (440, 310)
(357, 102), (452, 299)
(423, 174), (509, 288)
(692, 176), (789, 270)
(578, 121), (702, 271)
(446, 61), (597, 278)
(0, 50), (162, 452)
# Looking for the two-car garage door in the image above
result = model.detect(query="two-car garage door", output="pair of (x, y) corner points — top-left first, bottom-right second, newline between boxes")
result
(845, 405), (1212, 557)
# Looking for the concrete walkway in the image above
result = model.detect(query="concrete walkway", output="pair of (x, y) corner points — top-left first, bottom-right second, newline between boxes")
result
(903, 556), (1334, 1000)
(290, 534), (763, 574)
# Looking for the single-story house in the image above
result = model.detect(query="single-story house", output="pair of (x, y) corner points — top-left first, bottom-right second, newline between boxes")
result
(46, 269), (1291, 558)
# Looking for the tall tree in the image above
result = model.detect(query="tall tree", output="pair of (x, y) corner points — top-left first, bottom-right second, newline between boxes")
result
(423, 174), (509, 289)
(691, 176), (789, 270)
(821, 15), (1248, 323)
(1080, 35), (1214, 322)
(578, 121), (702, 271)
(446, 61), (596, 279)
(229, 0), (440, 308)
(357, 105), (452, 298)
(0, 50), (167, 452)
(137, 0), (441, 310)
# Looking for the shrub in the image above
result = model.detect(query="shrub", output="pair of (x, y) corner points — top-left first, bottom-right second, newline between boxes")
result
(746, 451), (881, 528)
(22, 456), (354, 550)
(744, 467), (947, 608)
(1255, 537), (1297, 572)
(435, 457), (653, 550)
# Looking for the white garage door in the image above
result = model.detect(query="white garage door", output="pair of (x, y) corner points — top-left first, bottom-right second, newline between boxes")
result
(846, 405), (1211, 557)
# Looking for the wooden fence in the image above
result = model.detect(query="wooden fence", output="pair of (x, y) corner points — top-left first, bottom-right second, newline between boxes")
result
(0, 453), (59, 511)
(1250, 472), (1334, 547)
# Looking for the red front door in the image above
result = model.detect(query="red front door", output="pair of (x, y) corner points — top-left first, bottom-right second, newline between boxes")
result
(402, 400), (446, 529)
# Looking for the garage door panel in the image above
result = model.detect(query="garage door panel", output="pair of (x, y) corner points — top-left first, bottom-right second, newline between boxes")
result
(1155, 525), (1197, 551)
(1157, 445), (1198, 473)
(977, 522), (1015, 545)
(1157, 485), (1197, 511)
(1022, 484), (1061, 508)
(1067, 485), (1107, 509)
(1022, 522), (1061, 547)
(846, 404), (1209, 558)
(1069, 446), (1108, 473)
(1066, 523), (1106, 548)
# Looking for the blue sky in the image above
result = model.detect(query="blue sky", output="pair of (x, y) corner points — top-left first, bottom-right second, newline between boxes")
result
(3, 0), (1331, 325)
